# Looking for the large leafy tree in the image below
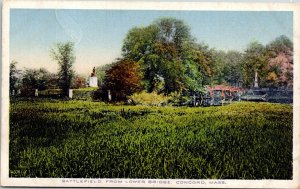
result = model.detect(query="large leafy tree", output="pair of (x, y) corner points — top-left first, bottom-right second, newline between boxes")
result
(222, 51), (243, 86)
(95, 63), (115, 86)
(50, 42), (75, 97)
(122, 17), (207, 94)
(241, 36), (293, 88)
(122, 25), (158, 62)
(194, 43), (214, 87)
(241, 41), (267, 88)
(265, 35), (293, 87)
(209, 50), (226, 85)
(104, 59), (142, 101)
(21, 68), (52, 91)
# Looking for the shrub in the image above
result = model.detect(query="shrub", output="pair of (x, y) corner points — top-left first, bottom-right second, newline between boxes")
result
(129, 91), (170, 106)
(168, 91), (191, 106)
(19, 87), (36, 97)
(39, 89), (62, 95)
(72, 87), (98, 100)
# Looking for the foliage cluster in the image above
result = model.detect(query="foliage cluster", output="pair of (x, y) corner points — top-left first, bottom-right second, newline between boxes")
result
(72, 88), (98, 100)
(129, 91), (170, 106)
(50, 42), (76, 97)
(99, 18), (293, 101)
(10, 100), (292, 179)
(105, 18), (209, 100)
(102, 59), (142, 101)
(10, 18), (293, 101)
(38, 89), (62, 98)
(241, 36), (293, 88)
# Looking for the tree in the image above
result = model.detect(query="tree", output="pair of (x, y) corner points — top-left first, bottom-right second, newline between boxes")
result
(122, 25), (161, 92)
(194, 43), (214, 87)
(122, 25), (158, 62)
(209, 50), (226, 85)
(241, 41), (267, 88)
(241, 36), (293, 88)
(46, 73), (59, 89)
(72, 75), (87, 89)
(103, 59), (142, 101)
(122, 17), (208, 95)
(95, 63), (115, 86)
(267, 53), (292, 87)
(266, 35), (293, 54)
(10, 60), (21, 93)
(265, 35), (293, 87)
(21, 68), (51, 91)
(50, 42), (75, 97)
(222, 51), (243, 86)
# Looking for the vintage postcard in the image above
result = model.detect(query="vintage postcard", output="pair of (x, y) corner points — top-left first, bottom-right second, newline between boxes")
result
(1, 0), (300, 188)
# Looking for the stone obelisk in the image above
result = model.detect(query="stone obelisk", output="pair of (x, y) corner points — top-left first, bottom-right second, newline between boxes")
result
(254, 70), (259, 88)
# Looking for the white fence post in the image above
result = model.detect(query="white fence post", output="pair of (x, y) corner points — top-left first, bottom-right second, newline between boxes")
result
(108, 90), (111, 101)
(35, 89), (38, 97)
(69, 89), (73, 99)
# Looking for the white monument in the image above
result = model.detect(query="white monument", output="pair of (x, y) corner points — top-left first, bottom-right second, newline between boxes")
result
(89, 67), (98, 87)
(254, 70), (259, 88)
(108, 90), (112, 101)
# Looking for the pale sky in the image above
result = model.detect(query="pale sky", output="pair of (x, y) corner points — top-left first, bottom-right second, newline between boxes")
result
(10, 9), (293, 75)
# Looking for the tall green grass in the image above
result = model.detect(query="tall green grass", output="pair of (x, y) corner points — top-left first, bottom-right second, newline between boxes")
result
(9, 100), (292, 179)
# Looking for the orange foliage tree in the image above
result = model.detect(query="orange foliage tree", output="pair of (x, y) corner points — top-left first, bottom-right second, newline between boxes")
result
(73, 75), (87, 89)
(104, 59), (142, 101)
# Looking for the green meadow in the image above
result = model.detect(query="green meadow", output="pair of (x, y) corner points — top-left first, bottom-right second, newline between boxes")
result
(9, 100), (292, 179)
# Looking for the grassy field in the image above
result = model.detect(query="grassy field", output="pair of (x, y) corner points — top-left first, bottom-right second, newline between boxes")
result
(9, 100), (293, 179)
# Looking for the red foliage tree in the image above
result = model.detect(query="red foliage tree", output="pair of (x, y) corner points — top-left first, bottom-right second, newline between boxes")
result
(104, 59), (142, 101)
(266, 36), (293, 87)
(267, 52), (293, 86)
(73, 75), (87, 89)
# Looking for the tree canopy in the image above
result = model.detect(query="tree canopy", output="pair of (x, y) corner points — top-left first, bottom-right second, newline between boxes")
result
(100, 17), (293, 101)
(50, 42), (76, 97)
(103, 58), (142, 101)
(265, 35), (293, 87)
(9, 18), (293, 101)
(121, 17), (209, 95)
(240, 37), (293, 88)
(21, 68), (52, 91)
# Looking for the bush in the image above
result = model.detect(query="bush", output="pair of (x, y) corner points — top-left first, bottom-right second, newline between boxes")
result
(19, 87), (36, 97)
(168, 92), (191, 106)
(129, 91), (170, 106)
(72, 87), (98, 100)
(39, 89), (62, 97)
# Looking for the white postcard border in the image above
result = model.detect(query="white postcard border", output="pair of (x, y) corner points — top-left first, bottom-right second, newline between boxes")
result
(1, 1), (300, 188)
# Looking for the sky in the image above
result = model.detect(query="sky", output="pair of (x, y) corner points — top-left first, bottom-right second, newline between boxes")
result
(10, 9), (293, 75)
